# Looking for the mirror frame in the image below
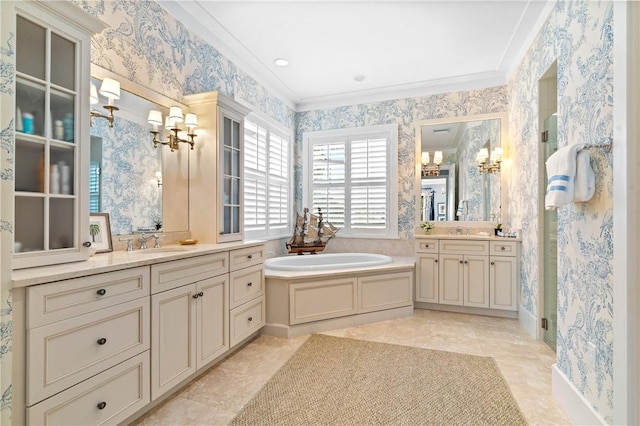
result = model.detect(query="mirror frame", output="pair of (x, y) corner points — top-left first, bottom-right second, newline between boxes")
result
(414, 112), (509, 227)
(90, 65), (191, 234)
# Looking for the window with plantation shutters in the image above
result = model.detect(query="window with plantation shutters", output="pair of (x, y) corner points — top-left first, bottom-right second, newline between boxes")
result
(243, 116), (291, 238)
(304, 124), (398, 238)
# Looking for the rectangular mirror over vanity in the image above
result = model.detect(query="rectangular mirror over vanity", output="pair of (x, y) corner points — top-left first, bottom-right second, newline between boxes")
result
(416, 112), (509, 224)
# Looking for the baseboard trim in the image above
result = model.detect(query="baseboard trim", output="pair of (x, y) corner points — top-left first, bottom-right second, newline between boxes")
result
(552, 364), (606, 425)
(414, 302), (517, 318)
(262, 306), (414, 339)
(518, 304), (538, 339)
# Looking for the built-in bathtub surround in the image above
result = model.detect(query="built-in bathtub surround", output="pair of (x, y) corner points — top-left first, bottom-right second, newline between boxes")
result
(264, 255), (415, 338)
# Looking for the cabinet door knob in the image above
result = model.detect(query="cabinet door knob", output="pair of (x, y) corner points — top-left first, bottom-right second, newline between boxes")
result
(459, 260), (463, 264)
(97, 401), (107, 410)
(192, 293), (200, 299)
(491, 261), (495, 265)
(434, 259), (438, 263)
(248, 254), (253, 259)
(199, 291), (204, 297)
(97, 338), (107, 345)
(248, 316), (253, 322)
(247, 282), (253, 287)
(464, 260), (468, 264)
(96, 288), (107, 296)
(83, 241), (92, 247)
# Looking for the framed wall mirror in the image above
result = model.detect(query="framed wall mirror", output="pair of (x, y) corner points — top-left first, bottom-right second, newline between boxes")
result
(415, 112), (508, 226)
(90, 65), (189, 236)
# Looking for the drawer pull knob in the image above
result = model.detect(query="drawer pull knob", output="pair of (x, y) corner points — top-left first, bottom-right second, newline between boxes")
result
(248, 316), (253, 322)
(97, 338), (107, 345)
(425, 244), (429, 248)
(97, 401), (107, 410)
(248, 254), (253, 259)
(247, 282), (253, 287)
(491, 261), (495, 265)
(96, 288), (107, 296)
(501, 246), (506, 251)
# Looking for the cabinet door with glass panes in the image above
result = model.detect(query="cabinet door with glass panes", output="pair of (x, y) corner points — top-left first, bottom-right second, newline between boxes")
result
(13, 3), (104, 269)
(217, 106), (245, 242)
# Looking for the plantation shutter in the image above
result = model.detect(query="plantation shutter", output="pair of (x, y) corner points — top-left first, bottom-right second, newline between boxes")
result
(243, 117), (291, 237)
(311, 142), (346, 226)
(244, 120), (267, 230)
(350, 138), (387, 229)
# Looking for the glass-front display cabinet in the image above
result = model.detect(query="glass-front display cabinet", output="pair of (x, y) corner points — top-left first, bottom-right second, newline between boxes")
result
(12, 2), (105, 269)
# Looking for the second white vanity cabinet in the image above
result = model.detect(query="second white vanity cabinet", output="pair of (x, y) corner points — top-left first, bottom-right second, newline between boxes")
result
(150, 252), (230, 400)
(438, 240), (489, 308)
(415, 236), (520, 317)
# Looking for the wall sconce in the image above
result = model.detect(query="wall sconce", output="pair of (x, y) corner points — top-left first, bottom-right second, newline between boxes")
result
(477, 147), (503, 174)
(421, 151), (443, 176)
(148, 106), (198, 152)
(90, 78), (120, 127)
(156, 171), (162, 188)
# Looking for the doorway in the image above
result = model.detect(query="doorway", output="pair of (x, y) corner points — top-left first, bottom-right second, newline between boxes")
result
(539, 63), (558, 351)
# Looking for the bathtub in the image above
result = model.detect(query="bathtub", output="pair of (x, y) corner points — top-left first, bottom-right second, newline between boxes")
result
(264, 253), (416, 338)
(265, 252), (393, 271)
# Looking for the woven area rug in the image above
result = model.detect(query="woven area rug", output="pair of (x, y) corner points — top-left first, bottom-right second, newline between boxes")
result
(230, 334), (527, 426)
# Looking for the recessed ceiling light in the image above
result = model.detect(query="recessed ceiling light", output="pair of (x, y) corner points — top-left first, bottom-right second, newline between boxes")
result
(354, 74), (366, 82)
(274, 58), (289, 67)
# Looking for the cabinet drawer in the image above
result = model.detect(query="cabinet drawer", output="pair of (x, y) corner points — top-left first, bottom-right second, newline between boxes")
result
(27, 297), (150, 405)
(415, 239), (438, 254)
(439, 239), (489, 255)
(151, 252), (228, 294)
(230, 245), (264, 271)
(26, 266), (150, 329)
(27, 351), (150, 426)
(230, 264), (264, 309)
(490, 241), (518, 257)
(230, 296), (265, 347)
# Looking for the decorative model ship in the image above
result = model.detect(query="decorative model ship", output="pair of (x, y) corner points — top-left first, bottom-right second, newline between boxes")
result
(286, 207), (339, 254)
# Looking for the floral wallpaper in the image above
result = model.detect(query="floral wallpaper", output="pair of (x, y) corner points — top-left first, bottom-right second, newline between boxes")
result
(295, 87), (509, 242)
(0, 1), (14, 423)
(507, 0), (613, 420)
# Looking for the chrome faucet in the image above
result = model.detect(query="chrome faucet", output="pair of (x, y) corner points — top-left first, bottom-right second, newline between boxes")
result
(456, 226), (462, 235)
(119, 237), (134, 252)
(152, 234), (161, 248)
(139, 233), (154, 250)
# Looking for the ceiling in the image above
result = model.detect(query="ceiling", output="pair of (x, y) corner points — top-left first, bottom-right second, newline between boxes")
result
(159, 1), (554, 111)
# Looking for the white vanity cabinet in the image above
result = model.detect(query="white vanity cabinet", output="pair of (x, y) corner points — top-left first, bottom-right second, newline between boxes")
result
(415, 239), (439, 303)
(229, 245), (266, 347)
(489, 241), (519, 310)
(183, 92), (251, 244)
(415, 236), (520, 317)
(150, 252), (230, 400)
(438, 240), (490, 308)
(23, 267), (151, 425)
(11, 1), (106, 269)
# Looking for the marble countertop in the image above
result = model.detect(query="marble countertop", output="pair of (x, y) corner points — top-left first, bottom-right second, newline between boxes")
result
(414, 233), (521, 242)
(12, 240), (265, 288)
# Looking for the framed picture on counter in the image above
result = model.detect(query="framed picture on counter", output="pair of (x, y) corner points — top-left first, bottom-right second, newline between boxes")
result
(89, 213), (113, 253)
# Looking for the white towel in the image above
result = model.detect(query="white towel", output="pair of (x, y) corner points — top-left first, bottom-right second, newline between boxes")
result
(545, 144), (580, 210)
(456, 200), (467, 217)
(573, 150), (595, 202)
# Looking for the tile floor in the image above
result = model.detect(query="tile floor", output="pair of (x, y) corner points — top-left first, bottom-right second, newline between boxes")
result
(132, 309), (572, 425)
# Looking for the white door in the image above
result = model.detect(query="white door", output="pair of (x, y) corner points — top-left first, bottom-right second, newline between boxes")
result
(416, 254), (439, 303)
(438, 254), (463, 306)
(196, 276), (229, 368)
(464, 255), (489, 308)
